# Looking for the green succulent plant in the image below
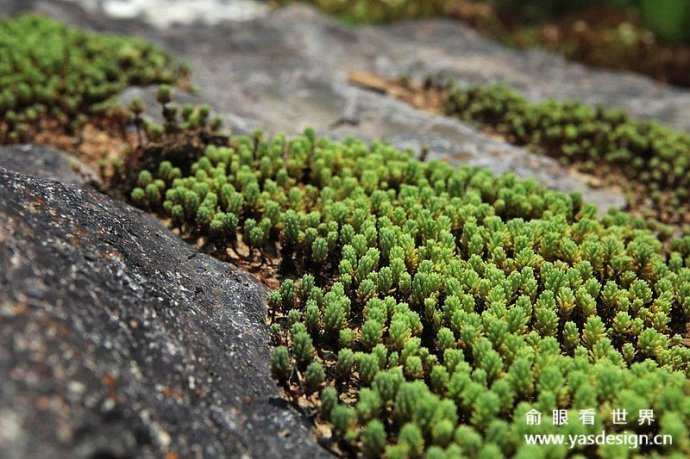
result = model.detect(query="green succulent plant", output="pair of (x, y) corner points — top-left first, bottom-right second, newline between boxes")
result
(126, 93), (690, 457)
(440, 80), (690, 226)
(0, 14), (186, 143)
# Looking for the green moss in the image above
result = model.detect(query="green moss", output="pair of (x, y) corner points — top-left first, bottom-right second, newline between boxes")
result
(0, 14), (186, 143)
(128, 105), (690, 456)
(441, 81), (690, 226)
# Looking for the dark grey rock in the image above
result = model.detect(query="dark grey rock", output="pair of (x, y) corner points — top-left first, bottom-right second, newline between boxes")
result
(0, 144), (95, 185)
(0, 162), (326, 459)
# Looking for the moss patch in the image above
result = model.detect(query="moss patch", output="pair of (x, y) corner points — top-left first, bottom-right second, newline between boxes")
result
(0, 14), (187, 145)
(125, 96), (690, 457)
(441, 81), (690, 228)
(348, 71), (690, 229)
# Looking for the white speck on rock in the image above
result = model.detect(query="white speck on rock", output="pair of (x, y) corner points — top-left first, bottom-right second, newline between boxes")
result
(139, 409), (172, 448)
(0, 410), (22, 445)
(102, 0), (142, 18)
(67, 380), (86, 395)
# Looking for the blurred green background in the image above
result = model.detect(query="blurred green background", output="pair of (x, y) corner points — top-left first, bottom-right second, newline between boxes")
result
(497, 0), (690, 43)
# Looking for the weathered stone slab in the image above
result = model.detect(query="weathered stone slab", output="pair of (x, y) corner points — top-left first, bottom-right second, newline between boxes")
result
(0, 159), (326, 459)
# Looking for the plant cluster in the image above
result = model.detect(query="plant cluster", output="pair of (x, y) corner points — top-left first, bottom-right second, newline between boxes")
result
(128, 111), (690, 456)
(441, 81), (690, 226)
(102, 86), (224, 189)
(0, 14), (186, 143)
(129, 85), (223, 142)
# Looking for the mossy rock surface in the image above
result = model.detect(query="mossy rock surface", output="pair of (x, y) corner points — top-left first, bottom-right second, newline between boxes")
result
(130, 126), (690, 457)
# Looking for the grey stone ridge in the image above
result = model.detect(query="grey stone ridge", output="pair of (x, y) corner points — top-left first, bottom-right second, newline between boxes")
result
(0, 155), (328, 458)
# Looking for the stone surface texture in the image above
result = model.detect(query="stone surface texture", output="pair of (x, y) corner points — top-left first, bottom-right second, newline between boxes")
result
(0, 159), (326, 459)
(0, 144), (96, 185)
